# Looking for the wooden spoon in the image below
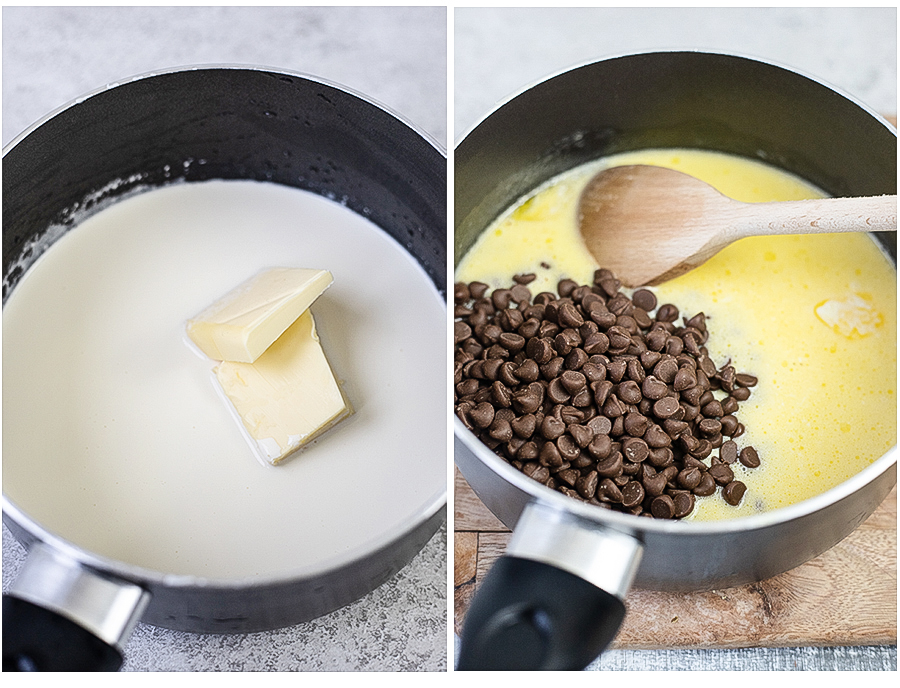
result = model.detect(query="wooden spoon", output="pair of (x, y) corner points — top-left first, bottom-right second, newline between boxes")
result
(578, 164), (897, 287)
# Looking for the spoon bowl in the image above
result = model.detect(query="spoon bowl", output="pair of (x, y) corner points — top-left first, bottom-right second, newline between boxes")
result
(578, 164), (897, 287)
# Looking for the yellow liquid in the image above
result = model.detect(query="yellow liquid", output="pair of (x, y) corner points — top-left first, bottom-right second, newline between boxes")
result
(456, 149), (897, 520)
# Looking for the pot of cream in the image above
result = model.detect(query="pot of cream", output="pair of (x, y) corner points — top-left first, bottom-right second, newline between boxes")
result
(3, 66), (447, 671)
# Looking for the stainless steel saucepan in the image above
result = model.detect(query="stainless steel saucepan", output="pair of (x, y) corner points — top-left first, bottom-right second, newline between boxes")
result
(3, 66), (447, 671)
(454, 51), (896, 670)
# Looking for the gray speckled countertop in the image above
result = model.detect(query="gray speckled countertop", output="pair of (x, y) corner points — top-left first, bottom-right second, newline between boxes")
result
(2, 5), (447, 672)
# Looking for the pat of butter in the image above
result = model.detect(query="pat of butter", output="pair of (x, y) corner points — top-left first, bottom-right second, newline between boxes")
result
(214, 310), (353, 465)
(187, 267), (333, 363)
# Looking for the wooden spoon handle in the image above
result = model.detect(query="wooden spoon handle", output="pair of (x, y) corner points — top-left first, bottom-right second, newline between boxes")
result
(727, 194), (897, 241)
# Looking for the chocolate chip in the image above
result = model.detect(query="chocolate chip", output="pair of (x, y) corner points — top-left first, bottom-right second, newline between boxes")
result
(560, 370), (587, 394)
(631, 288), (657, 312)
(701, 399), (724, 418)
(673, 366), (697, 392)
(603, 394), (627, 418)
(643, 471), (668, 497)
(739, 446), (761, 468)
(622, 436), (650, 463)
(597, 478), (623, 503)
(731, 386), (751, 401)
(522, 462), (549, 483)
(576, 471), (599, 499)
(595, 451), (623, 478)
(558, 302), (584, 328)
(557, 468), (579, 487)
(708, 463), (734, 485)
(469, 402), (495, 429)
(565, 348), (589, 371)
(518, 318), (541, 339)
(626, 357), (646, 383)
(526, 337), (554, 364)
(653, 357), (679, 384)
(623, 412), (651, 437)
(557, 435), (580, 461)
(591, 380), (613, 407)
(598, 277), (621, 298)
(722, 480), (747, 506)
(698, 418), (722, 436)
(656, 304), (679, 322)
(489, 418), (513, 442)
(621, 480), (645, 508)
(641, 376), (668, 400)
(719, 415), (739, 436)
(606, 358), (627, 383)
(517, 441), (539, 461)
(587, 415), (612, 436)
(652, 396), (680, 419)
(557, 278), (578, 297)
(669, 491), (692, 518)
(539, 441), (564, 467)
(651, 494), (676, 519)
(512, 382), (543, 414)
(719, 440), (738, 464)
(547, 377), (571, 405)
(644, 424), (671, 448)
(582, 332), (610, 356)
(540, 414), (566, 440)
(717, 365), (736, 393)
(491, 380), (512, 408)
(662, 418), (689, 439)
(617, 380), (643, 405)
(665, 336), (684, 356)
(498, 332), (526, 352)
(510, 414), (536, 438)
(515, 359), (540, 383)
(606, 326), (632, 352)
(693, 472), (717, 497)
(677, 467), (702, 490)
(721, 397), (739, 415)
(588, 433), (613, 460)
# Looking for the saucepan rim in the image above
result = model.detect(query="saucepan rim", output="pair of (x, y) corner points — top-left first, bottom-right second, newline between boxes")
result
(454, 48), (897, 148)
(4, 62), (447, 157)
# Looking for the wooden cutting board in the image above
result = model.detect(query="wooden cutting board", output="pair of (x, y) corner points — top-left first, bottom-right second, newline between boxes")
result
(454, 468), (897, 648)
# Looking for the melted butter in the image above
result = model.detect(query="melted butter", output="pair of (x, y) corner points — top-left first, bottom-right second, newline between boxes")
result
(456, 148), (897, 520)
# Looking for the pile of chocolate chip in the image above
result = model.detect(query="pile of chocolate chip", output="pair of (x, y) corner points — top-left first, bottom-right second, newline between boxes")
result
(453, 268), (761, 520)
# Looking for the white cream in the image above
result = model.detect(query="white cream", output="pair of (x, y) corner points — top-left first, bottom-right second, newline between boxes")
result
(3, 180), (446, 580)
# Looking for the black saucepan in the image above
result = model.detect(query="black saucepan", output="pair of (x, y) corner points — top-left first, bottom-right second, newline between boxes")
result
(454, 51), (896, 670)
(3, 66), (446, 671)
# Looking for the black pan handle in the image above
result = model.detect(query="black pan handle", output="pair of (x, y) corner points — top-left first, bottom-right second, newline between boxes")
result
(457, 555), (626, 670)
(456, 501), (643, 670)
(2, 542), (148, 671)
(3, 595), (123, 671)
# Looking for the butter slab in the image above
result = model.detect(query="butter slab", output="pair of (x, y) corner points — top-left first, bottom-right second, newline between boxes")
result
(187, 267), (333, 363)
(213, 309), (352, 465)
